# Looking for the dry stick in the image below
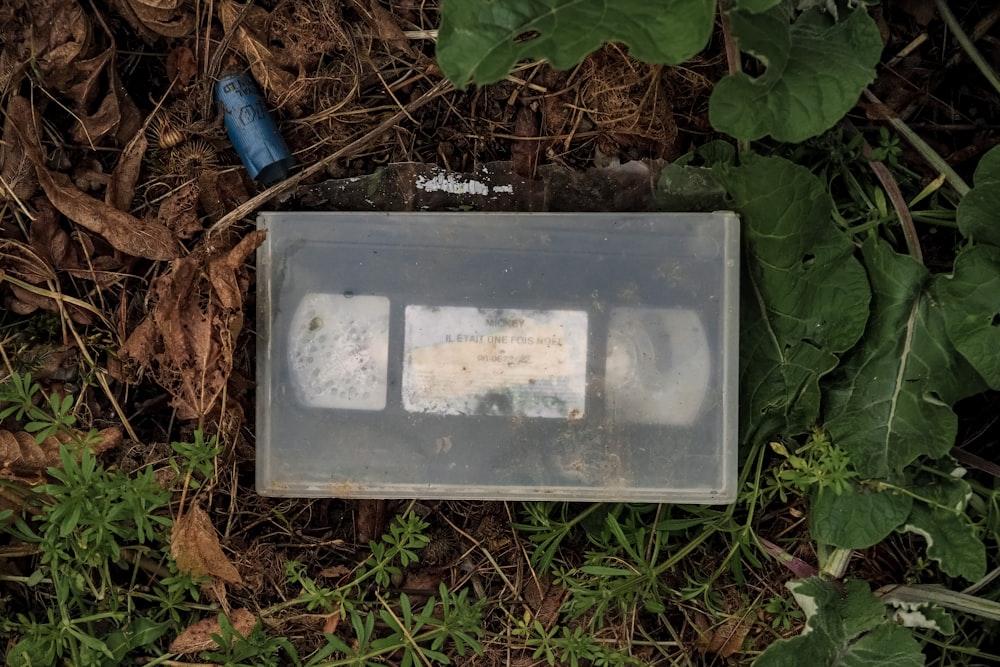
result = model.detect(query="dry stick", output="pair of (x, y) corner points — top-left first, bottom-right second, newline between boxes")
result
(934, 0), (1000, 98)
(862, 89), (972, 197)
(886, 33), (928, 69)
(207, 79), (454, 237)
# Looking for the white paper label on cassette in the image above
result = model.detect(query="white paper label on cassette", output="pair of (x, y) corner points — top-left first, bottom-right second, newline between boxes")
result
(288, 293), (390, 410)
(403, 306), (588, 418)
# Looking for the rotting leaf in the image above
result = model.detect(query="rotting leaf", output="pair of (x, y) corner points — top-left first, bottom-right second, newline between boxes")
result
(168, 609), (256, 654)
(171, 504), (243, 585)
(107, 0), (196, 41)
(0, 110), (37, 204)
(120, 231), (265, 419)
(8, 96), (180, 261)
(218, 0), (297, 101)
(0, 426), (121, 488)
(155, 181), (202, 239)
(352, 0), (415, 57)
(166, 45), (198, 94)
(695, 616), (752, 658)
(106, 126), (148, 212)
(31, 0), (93, 89)
(824, 240), (986, 479)
(715, 155), (870, 446)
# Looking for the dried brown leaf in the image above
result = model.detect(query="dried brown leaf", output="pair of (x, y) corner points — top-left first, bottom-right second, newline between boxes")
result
(0, 239), (56, 284)
(695, 616), (753, 658)
(27, 199), (77, 270)
(208, 229), (265, 310)
(353, 0), (415, 57)
(8, 96), (181, 261)
(106, 126), (148, 211)
(168, 608), (255, 654)
(0, 111), (37, 203)
(171, 504), (244, 584)
(108, 0), (195, 40)
(120, 231), (262, 419)
(8, 283), (95, 325)
(356, 499), (388, 545)
(898, 0), (937, 25)
(511, 106), (539, 179)
(155, 181), (201, 239)
(0, 426), (121, 486)
(34, 0), (92, 88)
(66, 48), (112, 108)
(166, 46), (198, 93)
(139, 0), (185, 10)
(218, 0), (296, 100)
(522, 574), (565, 628)
(197, 169), (249, 223)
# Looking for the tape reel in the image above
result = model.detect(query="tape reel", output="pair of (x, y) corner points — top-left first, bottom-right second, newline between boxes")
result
(604, 308), (710, 425)
(288, 293), (390, 410)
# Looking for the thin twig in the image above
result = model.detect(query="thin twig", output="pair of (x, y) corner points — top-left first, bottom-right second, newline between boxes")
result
(934, 0), (1000, 97)
(207, 79), (453, 237)
(862, 89), (971, 197)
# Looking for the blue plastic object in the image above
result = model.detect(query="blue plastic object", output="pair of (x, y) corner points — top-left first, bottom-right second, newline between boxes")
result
(216, 73), (295, 185)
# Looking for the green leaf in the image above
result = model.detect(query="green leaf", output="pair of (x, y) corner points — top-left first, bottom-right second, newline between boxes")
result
(810, 483), (912, 549)
(935, 244), (1000, 389)
(886, 602), (955, 635)
(824, 240), (986, 478)
(436, 0), (715, 88)
(900, 474), (986, 581)
(718, 155), (870, 445)
(755, 578), (923, 667)
(654, 164), (730, 212)
(6, 634), (58, 667)
(957, 145), (1000, 246)
(710, 7), (882, 142)
(735, 0), (783, 13)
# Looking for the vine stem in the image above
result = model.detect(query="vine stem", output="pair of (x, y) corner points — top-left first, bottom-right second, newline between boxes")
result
(933, 0), (1000, 99)
(719, 0), (750, 155)
(842, 120), (924, 263)
(862, 89), (971, 197)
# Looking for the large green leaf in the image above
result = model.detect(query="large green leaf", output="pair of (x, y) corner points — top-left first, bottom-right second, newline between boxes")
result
(957, 145), (1000, 246)
(824, 240), (986, 479)
(900, 474), (986, 581)
(935, 244), (1000, 389)
(755, 578), (923, 667)
(719, 156), (870, 445)
(734, 0), (783, 13)
(436, 0), (715, 88)
(710, 7), (882, 142)
(810, 483), (912, 549)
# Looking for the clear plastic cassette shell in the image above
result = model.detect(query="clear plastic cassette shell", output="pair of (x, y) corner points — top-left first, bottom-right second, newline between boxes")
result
(257, 212), (739, 502)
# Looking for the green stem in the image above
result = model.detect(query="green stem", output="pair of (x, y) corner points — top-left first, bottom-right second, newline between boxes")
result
(862, 90), (972, 197)
(933, 0), (1000, 98)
